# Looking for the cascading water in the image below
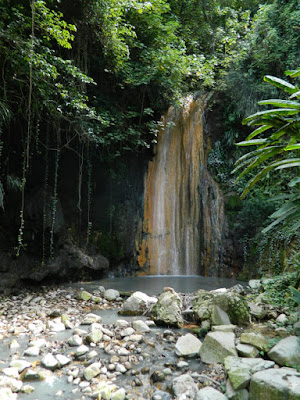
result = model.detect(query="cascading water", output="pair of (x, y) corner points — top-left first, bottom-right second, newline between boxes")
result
(136, 96), (225, 276)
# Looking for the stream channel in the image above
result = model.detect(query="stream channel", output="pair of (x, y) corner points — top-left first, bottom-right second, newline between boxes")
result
(1, 275), (245, 400)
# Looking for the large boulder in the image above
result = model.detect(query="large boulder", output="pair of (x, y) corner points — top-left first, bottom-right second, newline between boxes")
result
(240, 333), (269, 352)
(119, 291), (157, 316)
(268, 336), (300, 369)
(175, 333), (202, 358)
(224, 356), (275, 391)
(151, 289), (183, 327)
(200, 332), (237, 364)
(249, 368), (300, 399)
(192, 289), (250, 326)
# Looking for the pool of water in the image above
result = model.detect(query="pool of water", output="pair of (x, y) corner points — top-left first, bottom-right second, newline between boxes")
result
(70, 275), (246, 295)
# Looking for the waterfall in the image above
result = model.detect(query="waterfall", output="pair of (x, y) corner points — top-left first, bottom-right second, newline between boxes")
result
(136, 96), (225, 276)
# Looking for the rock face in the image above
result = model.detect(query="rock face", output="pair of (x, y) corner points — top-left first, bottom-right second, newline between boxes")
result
(249, 368), (300, 399)
(200, 332), (237, 364)
(151, 290), (183, 327)
(268, 336), (300, 369)
(119, 291), (157, 315)
(175, 333), (202, 358)
(0, 244), (109, 293)
(193, 290), (250, 326)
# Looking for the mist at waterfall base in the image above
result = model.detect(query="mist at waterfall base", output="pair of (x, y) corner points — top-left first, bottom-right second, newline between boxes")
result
(136, 95), (225, 277)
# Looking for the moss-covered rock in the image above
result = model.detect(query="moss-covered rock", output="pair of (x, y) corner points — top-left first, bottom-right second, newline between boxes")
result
(192, 289), (250, 326)
(151, 290), (183, 327)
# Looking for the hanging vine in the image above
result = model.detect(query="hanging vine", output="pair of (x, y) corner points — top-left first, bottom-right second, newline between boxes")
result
(49, 133), (60, 260)
(41, 128), (49, 266)
(16, 0), (35, 256)
(86, 144), (92, 246)
(77, 144), (84, 231)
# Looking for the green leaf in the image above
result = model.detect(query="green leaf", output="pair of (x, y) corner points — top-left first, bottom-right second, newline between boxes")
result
(264, 75), (298, 94)
(285, 69), (300, 78)
(246, 125), (272, 140)
(290, 91), (300, 99)
(275, 162), (300, 170)
(262, 208), (297, 233)
(284, 143), (300, 151)
(288, 177), (300, 187)
(243, 108), (300, 124)
(236, 139), (268, 146)
(258, 99), (300, 109)
(271, 202), (299, 219)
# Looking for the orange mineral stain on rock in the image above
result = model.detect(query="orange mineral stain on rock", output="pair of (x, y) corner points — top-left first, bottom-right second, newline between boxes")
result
(136, 96), (225, 276)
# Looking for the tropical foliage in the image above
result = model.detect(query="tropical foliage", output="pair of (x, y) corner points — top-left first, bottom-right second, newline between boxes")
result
(234, 67), (300, 233)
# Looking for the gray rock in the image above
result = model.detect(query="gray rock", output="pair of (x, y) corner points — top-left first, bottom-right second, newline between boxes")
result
(200, 332), (237, 364)
(212, 324), (236, 333)
(79, 290), (92, 301)
(151, 390), (172, 400)
(83, 362), (101, 381)
(75, 345), (89, 357)
(248, 280), (261, 290)
(104, 289), (120, 301)
(0, 388), (17, 400)
(24, 346), (40, 357)
(111, 388), (126, 400)
(276, 314), (288, 324)
(249, 367), (300, 399)
(268, 336), (300, 369)
(28, 338), (47, 348)
(196, 387), (227, 399)
(128, 334), (143, 342)
(212, 305), (231, 325)
(0, 376), (22, 392)
(132, 320), (150, 333)
(236, 343), (259, 358)
(224, 356), (275, 391)
(172, 374), (198, 398)
(82, 313), (102, 325)
(22, 368), (48, 381)
(2, 368), (19, 379)
(86, 329), (103, 344)
(226, 379), (249, 400)
(120, 327), (135, 337)
(240, 332), (269, 351)
(41, 353), (58, 370)
(47, 318), (65, 332)
(248, 302), (267, 320)
(119, 291), (157, 316)
(9, 360), (31, 373)
(193, 289), (250, 326)
(177, 361), (189, 369)
(55, 354), (71, 367)
(10, 339), (20, 349)
(115, 320), (129, 328)
(68, 334), (83, 347)
(151, 290), (183, 327)
(175, 333), (202, 358)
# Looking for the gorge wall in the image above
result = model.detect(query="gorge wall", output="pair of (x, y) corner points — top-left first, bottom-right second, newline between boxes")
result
(136, 96), (227, 276)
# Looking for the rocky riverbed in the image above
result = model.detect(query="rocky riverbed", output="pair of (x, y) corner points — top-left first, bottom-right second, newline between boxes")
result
(0, 282), (299, 400)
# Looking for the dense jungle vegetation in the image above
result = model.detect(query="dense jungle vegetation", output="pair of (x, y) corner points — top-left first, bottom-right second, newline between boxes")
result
(0, 0), (299, 285)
